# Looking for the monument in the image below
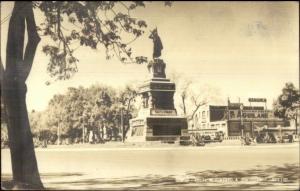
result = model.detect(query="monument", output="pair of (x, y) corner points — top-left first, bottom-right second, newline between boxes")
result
(127, 29), (189, 142)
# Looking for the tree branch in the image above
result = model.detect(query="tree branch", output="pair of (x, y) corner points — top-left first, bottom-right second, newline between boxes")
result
(22, 2), (41, 81)
(190, 101), (207, 120)
(119, 2), (131, 16)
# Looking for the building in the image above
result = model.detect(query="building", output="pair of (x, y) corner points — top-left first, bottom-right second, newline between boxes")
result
(189, 100), (291, 139)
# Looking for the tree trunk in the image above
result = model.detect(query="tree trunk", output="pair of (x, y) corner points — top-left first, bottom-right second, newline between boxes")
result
(2, 2), (43, 189)
(124, 97), (134, 137)
(182, 96), (186, 116)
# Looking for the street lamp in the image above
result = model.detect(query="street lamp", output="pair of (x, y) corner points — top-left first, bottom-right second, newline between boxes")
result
(240, 104), (244, 138)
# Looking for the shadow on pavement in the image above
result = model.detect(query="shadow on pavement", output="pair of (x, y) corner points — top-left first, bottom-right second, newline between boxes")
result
(2, 164), (299, 190)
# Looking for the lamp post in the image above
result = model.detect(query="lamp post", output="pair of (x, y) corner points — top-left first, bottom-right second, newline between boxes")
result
(240, 104), (244, 138)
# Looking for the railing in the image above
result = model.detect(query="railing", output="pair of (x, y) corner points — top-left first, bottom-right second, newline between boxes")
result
(223, 136), (241, 140)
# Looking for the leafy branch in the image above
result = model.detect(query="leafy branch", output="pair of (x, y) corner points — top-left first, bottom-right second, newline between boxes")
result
(37, 1), (171, 81)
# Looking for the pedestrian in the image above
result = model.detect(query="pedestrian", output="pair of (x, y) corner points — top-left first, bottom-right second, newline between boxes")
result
(241, 136), (245, 146)
(89, 130), (94, 144)
(99, 126), (103, 139)
(103, 125), (107, 140)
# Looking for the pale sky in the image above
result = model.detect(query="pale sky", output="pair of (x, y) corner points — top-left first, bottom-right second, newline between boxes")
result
(1, 1), (299, 111)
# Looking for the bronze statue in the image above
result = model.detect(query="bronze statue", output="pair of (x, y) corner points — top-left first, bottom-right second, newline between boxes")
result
(149, 28), (163, 59)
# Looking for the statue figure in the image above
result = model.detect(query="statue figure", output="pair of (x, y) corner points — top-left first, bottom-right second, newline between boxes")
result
(149, 28), (163, 59)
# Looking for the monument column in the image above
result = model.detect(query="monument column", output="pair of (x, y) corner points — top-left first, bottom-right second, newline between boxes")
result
(128, 28), (188, 142)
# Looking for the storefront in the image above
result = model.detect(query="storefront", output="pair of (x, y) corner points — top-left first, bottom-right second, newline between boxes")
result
(189, 101), (290, 139)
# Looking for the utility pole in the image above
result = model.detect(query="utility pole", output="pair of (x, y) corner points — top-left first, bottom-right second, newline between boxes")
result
(240, 104), (244, 138)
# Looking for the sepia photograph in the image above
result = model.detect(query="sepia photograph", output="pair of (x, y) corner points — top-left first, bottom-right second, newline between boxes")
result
(1, 1), (299, 190)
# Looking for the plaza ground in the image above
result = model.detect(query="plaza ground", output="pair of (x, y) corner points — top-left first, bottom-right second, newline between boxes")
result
(1, 143), (299, 190)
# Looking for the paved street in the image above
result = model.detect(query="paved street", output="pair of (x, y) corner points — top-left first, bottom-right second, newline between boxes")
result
(1, 143), (299, 190)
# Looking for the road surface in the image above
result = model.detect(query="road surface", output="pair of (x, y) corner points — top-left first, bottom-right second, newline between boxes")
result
(1, 143), (299, 190)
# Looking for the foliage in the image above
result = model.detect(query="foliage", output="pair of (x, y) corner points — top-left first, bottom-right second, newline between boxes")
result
(273, 82), (300, 119)
(28, 84), (138, 142)
(35, 1), (172, 81)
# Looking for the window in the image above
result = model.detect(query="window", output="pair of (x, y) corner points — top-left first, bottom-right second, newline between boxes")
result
(230, 111), (235, 118)
(202, 111), (206, 120)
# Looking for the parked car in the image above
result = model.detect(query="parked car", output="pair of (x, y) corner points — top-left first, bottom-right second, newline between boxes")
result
(180, 135), (192, 146)
(292, 134), (299, 142)
(203, 135), (212, 143)
(214, 131), (224, 142)
(282, 134), (293, 143)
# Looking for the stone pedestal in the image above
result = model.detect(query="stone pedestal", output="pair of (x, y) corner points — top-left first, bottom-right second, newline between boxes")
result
(127, 59), (188, 142)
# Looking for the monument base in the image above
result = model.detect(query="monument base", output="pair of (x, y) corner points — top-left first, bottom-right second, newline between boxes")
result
(127, 115), (189, 142)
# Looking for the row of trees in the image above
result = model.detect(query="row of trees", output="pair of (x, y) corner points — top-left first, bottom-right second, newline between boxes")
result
(28, 84), (137, 144)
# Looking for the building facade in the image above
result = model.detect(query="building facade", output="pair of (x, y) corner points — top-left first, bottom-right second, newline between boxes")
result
(189, 102), (290, 139)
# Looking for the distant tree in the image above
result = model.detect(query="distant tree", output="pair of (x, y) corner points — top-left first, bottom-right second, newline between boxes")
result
(170, 72), (224, 118)
(29, 111), (54, 146)
(117, 85), (138, 136)
(170, 72), (193, 116)
(179, 80), (193, 116)
(189, 84), (224, 118)
(273, 82), (300, 119)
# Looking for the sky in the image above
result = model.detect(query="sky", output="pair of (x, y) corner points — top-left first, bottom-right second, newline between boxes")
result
(1, 1), (299, 112)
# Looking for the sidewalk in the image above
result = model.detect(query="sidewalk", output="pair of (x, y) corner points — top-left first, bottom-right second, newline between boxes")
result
(19, 141), (299, 152)
(2, 141), (298, 152)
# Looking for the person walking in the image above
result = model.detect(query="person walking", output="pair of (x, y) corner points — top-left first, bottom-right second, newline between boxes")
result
(89, 130), (94, 144)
